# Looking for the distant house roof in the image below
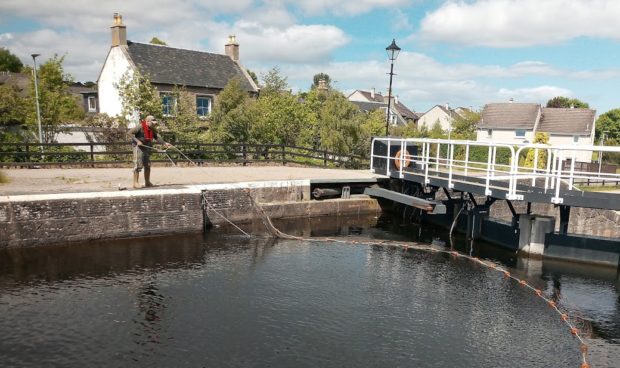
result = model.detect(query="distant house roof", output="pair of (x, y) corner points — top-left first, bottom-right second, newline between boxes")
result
(539, 108), (596, 135)
(126, 41), (257, 92)
(68, 82), (97, 95)
(347, 89), (417, 121)
(479, 103), (540, 129)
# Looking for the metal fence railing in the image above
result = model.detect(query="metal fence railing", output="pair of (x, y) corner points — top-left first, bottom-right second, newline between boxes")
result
(371, 137), (620, 204)
(0, 142), (368, 169)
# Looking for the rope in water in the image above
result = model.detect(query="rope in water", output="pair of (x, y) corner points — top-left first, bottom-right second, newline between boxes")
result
(243, 191), (591, 368)
(147, 144), (590, 367)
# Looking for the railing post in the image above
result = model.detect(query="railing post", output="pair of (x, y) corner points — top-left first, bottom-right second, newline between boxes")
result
(324, 150), (328, 167)
(281, 143), (286, 166)
(448, 143), (454, 188)
(90, 144), (95, 167)
(25, 142), (30, 164)
(242, 144), (247, 166)
(464, 144), (469, 177)
(387, 139), (391, 175)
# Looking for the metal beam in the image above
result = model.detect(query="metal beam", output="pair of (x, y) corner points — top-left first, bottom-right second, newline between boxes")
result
(364, 187), (446, 214)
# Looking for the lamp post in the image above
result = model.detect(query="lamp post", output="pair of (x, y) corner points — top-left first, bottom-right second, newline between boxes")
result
(446, 102), (452, 140)
(385, 39), (401, 136)
(598, 131), (608, 176)
(31, 54), (43, 152)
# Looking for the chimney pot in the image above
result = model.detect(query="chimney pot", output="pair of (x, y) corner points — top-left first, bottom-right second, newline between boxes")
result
(225, 35), (240, 61)
(110, 13), (127, 47)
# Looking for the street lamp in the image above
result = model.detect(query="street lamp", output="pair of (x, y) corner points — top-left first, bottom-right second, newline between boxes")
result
(385, 39), (401, 136)
(446, 102), (452, 140)
(598, 131), (609, 176)
(31, 53), (43, 152)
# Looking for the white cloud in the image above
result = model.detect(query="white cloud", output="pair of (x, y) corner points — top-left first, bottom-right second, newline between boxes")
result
(497, 86), (573, 103)
(280, 0), (412, 16)
(204, 21), (350, 64)
(3, 29), (105, 81)
(419, 0), (620, 47)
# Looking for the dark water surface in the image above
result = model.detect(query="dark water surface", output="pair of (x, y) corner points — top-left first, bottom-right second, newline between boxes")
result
(0, 215), (618, 367)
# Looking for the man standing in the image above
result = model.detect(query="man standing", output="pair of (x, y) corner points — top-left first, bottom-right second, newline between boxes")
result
(129, 115), (171, 188)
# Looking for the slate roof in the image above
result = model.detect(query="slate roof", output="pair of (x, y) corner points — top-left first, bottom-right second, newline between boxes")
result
(479, 103), (540, 129)
(538, 108), (596, 135)
(349, 90), (417, 120)
(126, 41), (257, 92)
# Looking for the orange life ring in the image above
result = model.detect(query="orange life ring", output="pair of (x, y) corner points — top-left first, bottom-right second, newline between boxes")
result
(394, 149), (411, 169)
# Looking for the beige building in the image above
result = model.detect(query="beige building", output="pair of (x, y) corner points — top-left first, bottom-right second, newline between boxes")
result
(477, 103), (596, 162)
(417, 105), (471, 133)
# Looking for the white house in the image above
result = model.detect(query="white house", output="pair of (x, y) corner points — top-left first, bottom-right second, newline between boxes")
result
(417, 105), (471, 133)
(477, 102), (596, 162)
(98, 13), (258, 122)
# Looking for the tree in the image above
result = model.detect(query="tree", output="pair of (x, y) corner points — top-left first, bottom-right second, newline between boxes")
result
(595, 108), (620, 142)
(0, 84), (29, 144)
(546, 96), (589, 109)
(0, 48), (23, 72)
(149, 37), (167, 45)
(311, 73), (331, 90)
(522, 132), (549, 169)
(208, 78), (254, 144)
(260, 67), (288, 95)
(116, 69), (162, 124)
(29, 55), (84, 143)
(451, 111), (480, 140)
(246, 69), (258, 85)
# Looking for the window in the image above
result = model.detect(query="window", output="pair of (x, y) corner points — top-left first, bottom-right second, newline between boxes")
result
(87, 96), (97, 112)
(573, 136), (579, 143)
(515, 129), (526, 138)
(487, 129), (493, 138)
(161, 94), (175, 116)
(196, 96), (212, 117)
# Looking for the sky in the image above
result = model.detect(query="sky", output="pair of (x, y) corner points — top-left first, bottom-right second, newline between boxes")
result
(1, 0), (619, 115)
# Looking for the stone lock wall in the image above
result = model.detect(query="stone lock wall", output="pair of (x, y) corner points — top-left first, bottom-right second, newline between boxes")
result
(0, 191), (203, 248)
(0, 180), (382, 248)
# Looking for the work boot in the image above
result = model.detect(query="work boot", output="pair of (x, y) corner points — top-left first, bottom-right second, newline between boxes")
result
(144, 168), (153, 187)
(133, 171), (140, 189)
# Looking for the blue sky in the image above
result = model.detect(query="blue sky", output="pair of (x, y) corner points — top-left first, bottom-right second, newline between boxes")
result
(1, 0), (619, 115)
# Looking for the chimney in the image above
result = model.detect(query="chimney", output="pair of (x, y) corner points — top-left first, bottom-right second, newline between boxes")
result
(371, 87), (375, 99)
(225, 35), (239, 62)
(110, 13), (127, 47)
(395, 95), (399, 105)
(317, 79), (328, 92)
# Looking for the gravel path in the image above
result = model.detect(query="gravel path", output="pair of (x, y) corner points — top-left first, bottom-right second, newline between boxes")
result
(0, 166), (381, 195)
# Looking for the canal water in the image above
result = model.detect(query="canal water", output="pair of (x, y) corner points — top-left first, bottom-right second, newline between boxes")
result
(0, 214), (618, 367)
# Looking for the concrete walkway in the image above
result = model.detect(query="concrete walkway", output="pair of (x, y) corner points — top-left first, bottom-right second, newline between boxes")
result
(0, 166), (383, 196)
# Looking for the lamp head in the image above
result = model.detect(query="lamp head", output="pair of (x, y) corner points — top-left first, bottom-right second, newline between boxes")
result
(385, 39), (401, 61)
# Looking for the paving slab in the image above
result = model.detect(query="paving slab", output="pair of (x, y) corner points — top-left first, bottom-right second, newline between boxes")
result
(0, 166), (382, 196)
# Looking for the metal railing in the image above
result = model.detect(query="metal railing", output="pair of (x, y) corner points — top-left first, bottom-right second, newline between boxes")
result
(371, 137), (620, 203)
(0, 142), (368, 169)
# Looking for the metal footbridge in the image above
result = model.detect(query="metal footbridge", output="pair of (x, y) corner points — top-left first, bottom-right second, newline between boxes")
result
(369, 137), (620, 211)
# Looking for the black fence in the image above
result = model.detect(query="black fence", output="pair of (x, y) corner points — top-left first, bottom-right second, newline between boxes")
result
(0, 142), (369, 169)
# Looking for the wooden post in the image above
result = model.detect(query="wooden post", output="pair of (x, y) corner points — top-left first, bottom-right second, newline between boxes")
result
(323, 150), (327, 167)
(90, 144), (95, 167)
(281, 143), (286, 166)
(242, 144), (247, 166)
